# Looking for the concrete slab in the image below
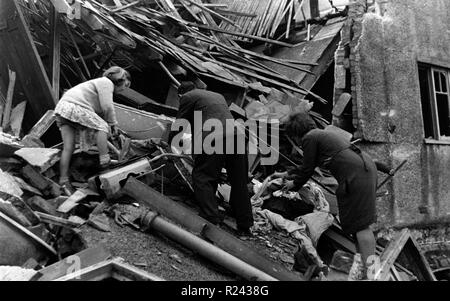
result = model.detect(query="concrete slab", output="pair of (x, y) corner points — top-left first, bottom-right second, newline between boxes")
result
(14, 148), (60, 172)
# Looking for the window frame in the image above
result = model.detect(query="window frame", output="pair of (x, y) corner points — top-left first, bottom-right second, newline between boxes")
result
(418, 63), (450, 142)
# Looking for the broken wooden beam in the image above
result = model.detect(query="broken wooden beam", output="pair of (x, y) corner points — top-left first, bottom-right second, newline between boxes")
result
(185, 23), (294, 47)
(57, 188), (98, 213)
(158, 61), (181, 87)
(35, 211), (84, 228)
(111, 0), (141, 13)
(9, 101), (27, 137)
(183, 0), (242, 30)
(21, 165), (60, 197)
(53, 257), (164, 281)
(2, 67), (16, 129)
(24, 110), (56, 139)
(123, 177), (303, 281)
(50, 5), (61, 99)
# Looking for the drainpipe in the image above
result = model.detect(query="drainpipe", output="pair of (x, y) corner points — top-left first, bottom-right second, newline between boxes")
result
(140, 211), (278, 281)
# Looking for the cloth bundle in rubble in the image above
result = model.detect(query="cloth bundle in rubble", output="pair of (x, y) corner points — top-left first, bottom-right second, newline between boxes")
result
(261, 185), (316, 220)
(254, 181), (334, 277)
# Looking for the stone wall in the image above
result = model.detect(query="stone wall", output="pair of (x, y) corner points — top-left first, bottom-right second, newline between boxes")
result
(334, 0), (450, 228)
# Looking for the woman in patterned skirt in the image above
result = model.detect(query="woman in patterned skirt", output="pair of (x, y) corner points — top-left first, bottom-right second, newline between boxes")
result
(54, 66), (131, 194)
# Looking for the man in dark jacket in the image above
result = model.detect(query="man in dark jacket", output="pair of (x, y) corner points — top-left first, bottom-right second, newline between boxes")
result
(169, 81), (254, 234)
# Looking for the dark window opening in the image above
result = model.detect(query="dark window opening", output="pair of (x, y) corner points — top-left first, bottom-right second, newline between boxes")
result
(418, 64), (450, 140)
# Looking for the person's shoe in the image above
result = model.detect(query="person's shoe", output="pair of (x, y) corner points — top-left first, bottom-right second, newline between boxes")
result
(60, 181), (75, 196)
(236, 226), (254, 238)
(198, 211), (222, 225)
(99, 159), (119, 172)
(347, 253), (366, 281)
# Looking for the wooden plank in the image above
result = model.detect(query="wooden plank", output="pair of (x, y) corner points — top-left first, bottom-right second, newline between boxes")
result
(50, 6), (61, 99)
(285, 0), (294, 38)
(25, 110), (56, 138)
(35, 212), (84, 228)
(57, 188), (98, 213)
(186, 22), (295, 47)
(2, 67), (16, 129)
(177, 0), (202, 23)
(208, 59), (315, 97)
(377, 229), (410, 281)
(54, 258), (164, 281)
(9, 101), (26, 137)
(184, 0), (242, 30)
(36, 244), (111, 281)
(158, 61), (181, 87)
(110, 260), (165, 281)
(111, 0), (140, 13)
(0, 98), (4, 126)
(158, 0), (182, 18)
(227, 45), (316, 73)
(213, 57), (293, 83)
(213, 9), (257, 18)
(65, 22), (91, 79)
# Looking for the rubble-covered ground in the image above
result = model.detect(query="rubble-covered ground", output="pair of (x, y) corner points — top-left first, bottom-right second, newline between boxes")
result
(1, 0), (449, 282)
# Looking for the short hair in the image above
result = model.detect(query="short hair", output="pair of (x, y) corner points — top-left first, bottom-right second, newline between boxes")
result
(103, 66), (131, 86)
(178, 81), (196, 95)
(284, 112), (317, 139)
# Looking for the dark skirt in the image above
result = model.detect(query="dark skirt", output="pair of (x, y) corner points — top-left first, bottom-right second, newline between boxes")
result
(329, 149), (377, 234)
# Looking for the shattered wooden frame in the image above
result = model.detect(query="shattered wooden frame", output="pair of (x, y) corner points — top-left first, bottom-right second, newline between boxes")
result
(54, 257), (165, 281)
(324, 225), (420, 281)
(375, 228), (436, 281)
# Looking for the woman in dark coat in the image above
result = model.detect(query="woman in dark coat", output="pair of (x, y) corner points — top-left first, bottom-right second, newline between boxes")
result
(275, 112), (392, 275)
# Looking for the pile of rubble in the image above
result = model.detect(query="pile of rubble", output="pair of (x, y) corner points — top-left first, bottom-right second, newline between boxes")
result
(0, 107), (438, 281)
(0, 0), (442, 282)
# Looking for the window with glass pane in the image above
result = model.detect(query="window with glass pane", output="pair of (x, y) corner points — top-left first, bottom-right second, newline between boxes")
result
(419, 64), (450, 140)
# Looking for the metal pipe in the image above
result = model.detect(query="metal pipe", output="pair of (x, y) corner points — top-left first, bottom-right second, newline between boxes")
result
(140, 211), (277, 281)
(123, 177), (302, 280)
